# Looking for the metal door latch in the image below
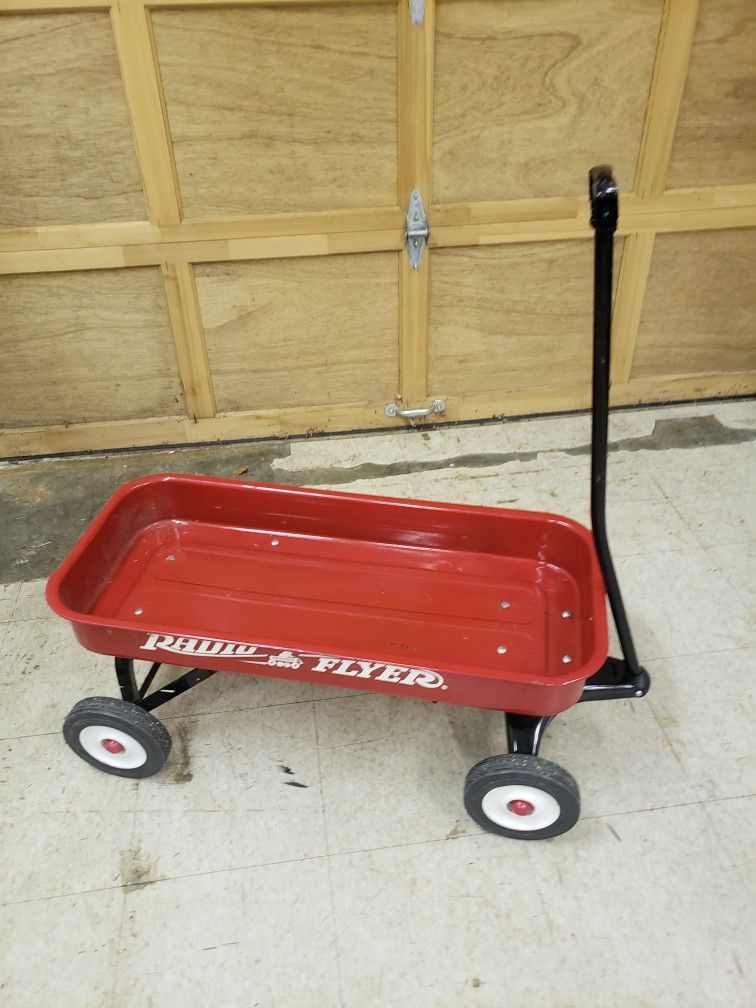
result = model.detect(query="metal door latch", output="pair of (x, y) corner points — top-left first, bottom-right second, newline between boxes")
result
(409, 0), (425, 26)
(385, 399), (445, 420)
(405, 189), (429, 270)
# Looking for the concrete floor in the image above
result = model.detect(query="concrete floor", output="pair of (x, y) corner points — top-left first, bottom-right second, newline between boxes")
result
(0, 399), (754, 1007)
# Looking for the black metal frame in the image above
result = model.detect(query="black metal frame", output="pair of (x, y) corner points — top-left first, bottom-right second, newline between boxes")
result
(503, 167), (650, 757)
(111, 167), (648, 758)
(115, 657), (215, 713)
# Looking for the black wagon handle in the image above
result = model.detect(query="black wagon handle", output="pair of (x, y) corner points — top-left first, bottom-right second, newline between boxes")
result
(586, 166), (649, 696)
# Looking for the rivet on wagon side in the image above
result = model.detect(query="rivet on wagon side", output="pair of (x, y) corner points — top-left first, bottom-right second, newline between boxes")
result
(497, 645), (508, 655)
(166, 554), (176, 562)
(499, 601), (511, 609)
(562, 610), (572, 618)
(134, 608), (143, 616)
(271, 539), (279, 546)
(562, 654), (572, 664)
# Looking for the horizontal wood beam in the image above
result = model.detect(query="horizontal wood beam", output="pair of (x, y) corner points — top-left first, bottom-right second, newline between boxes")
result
(0, 0), (389, 9)
(145, 0), (391, 6)
(0, 1), (108, 10)
(1, 186), (754, 275)
(0, 401), (393, 458)
(418, 371), (756, 424)
(0, 208), (404, 254)
(0, 229), (406, 275)
(3, 370), (754, 460)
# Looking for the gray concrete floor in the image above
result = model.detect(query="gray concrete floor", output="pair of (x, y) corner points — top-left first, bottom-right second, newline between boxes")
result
(0, 399), (754, 1007)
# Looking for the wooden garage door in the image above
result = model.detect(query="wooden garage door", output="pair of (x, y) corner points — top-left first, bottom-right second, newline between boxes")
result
(0, 0), (754, 458)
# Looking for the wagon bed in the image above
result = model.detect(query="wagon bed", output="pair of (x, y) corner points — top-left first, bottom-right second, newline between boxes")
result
(47, 475), (608, 715)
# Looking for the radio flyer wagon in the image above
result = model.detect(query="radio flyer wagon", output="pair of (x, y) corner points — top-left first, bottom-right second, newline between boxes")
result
(47, 168), (650, 840)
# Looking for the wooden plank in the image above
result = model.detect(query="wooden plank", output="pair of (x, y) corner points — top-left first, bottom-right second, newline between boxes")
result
(398, 0), (433, 200)
(151, 2), (397, 218)
(2, 187), (754, 275)
(613, 370), (756, 406)
(0, 10), (145, 227)
(0, 229), (404, 275)
(634, 0), (701, 198)
(0, 2), (107, 11)
(1, 416), (186, 459)
(194, 253), (399, 413)
(0, 0), (387, 7)
(110, 0), (181, 225)
(397, 0), (434, 409)
(434, 0), (661, 204)
(428, 241), (624, 400)
(109, 2), (220, 422)
(611, 0), (700, 383)
(633, 228), (756, 378)
(0, 220), (160, 254)
(668, 0), (755, 188)
(4, 368), (753, 460)
(0, 268), (183, 428)
(3, 194), (754, 275)
(161, 263), (215, 420)
(610, 232), (656, 384)
(0, 401), (388, 459)
(436, 369), (756, 422)
(433, 185), (756, 228)
(4, 186), (754, 257)
(0, 207), (403, 254)
(150, 0), (385, 6)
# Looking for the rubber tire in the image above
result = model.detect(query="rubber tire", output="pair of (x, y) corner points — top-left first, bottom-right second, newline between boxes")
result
(63, 696), (172, 779)
(464, 753), (580, 840)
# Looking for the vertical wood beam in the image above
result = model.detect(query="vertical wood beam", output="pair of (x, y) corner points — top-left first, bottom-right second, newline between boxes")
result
(111, 0), (215, 418)
(397, 0), (434, 408)
(110, 0), (181, 225)
(160, 262), (215, 420)
(612, 0), (701, 384)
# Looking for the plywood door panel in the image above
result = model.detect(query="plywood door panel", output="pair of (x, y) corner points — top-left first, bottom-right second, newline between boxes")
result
(632, 229), (756, 378)
(429, 240), (623, 398)
(433, 0), (662, 204)
(152, 2), (397, 218)
(666, 0), (756, 189)
(196, 252), (399, 413)
(0, 268), (183, 427)
(0, 12), (145, 227)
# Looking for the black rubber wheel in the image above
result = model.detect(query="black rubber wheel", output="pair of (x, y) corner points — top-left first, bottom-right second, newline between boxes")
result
(464, 753), (580, 840)
(63, 696), (172, 779)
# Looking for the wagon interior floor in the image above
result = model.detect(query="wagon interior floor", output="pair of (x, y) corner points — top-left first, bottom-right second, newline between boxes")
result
(90, 518), (586, 680)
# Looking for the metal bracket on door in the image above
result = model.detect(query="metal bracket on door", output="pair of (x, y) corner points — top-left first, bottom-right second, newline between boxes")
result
(385, 399), (445, 420)
(409, 0), (426, 26)
(405, 189), (429, 270)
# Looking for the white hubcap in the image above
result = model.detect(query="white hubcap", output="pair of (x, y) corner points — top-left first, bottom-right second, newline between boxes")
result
(79, 725), (147, 770)
(481, 784), (560, 831)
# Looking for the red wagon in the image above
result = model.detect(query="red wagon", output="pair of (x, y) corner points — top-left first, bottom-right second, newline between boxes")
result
(47, 168), (649, 839)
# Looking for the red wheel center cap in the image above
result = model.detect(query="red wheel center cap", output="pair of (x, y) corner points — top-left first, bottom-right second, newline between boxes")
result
(507, 799), (535, 817)
(102, 738), (125, 754)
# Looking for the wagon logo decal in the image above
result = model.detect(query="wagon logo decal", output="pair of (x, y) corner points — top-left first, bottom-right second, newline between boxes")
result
(139, 634), (447, 690)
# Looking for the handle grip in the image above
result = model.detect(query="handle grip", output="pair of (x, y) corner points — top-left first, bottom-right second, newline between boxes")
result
(589, 165), (618, 232)
(384, 399), (446, 420)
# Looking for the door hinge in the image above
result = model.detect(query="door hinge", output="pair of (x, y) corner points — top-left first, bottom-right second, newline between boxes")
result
(409, 0), (425, 26)
(405, 189), (429, 270)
